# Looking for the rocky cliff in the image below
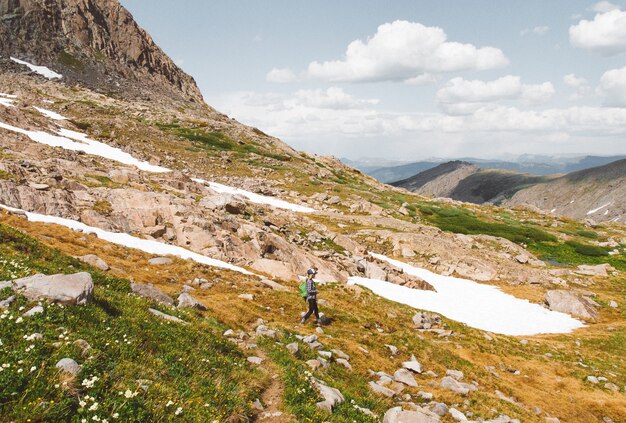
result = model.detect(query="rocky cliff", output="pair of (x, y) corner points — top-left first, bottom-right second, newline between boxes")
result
(0, 0), (203, 102)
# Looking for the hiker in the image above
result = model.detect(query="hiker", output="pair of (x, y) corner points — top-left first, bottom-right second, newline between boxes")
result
(299, 267), (320, 325)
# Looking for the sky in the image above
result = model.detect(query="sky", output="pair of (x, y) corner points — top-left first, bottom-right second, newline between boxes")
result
(122, 0), (626, 162)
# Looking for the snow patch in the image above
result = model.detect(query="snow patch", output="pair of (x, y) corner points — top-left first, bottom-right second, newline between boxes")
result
(0, 98), (14, 107)
(0, 93), (17, 98)
(34, 106), (67, 120)
(0, 203), (254, 275)
(550, 208), (556, 213)
(10, 57), (62, 80)
(348, 253), (584, 336)
(193, 178), (315, 213)
(586, 202), (611, 215)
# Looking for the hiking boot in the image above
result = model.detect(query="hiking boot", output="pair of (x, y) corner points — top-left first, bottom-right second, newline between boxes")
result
(314, 319), (321, 326)
(299, 317), (306, 324)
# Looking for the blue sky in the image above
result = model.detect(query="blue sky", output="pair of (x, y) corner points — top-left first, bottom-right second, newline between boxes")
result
(123, 0), (626, 161)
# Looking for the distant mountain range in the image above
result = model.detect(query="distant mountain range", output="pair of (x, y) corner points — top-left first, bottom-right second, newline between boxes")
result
(391, 158), (626, 223)
(343, 155), (626, 183)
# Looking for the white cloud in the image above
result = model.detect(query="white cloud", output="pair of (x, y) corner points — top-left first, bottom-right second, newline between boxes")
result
(563, 73), (592, 100)
(436, 76), (554, 114)
(591, 1), (620, 13)
(597, 66), (626, 106)
(292, 87), (379, 109)
(520, 26), (550, 36)
(304, 20), (508, 83)
(266, 68), (298, 83)
(569, 8), (626, 55)
(563, 73), (588, 87)
(404, 73), (437, 86)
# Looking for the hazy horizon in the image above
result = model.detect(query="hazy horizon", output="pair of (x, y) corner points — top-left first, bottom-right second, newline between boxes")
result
(122, 0), (626, 160)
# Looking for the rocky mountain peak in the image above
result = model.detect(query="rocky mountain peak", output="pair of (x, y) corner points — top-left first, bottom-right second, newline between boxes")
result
(0, 0), (204, 102)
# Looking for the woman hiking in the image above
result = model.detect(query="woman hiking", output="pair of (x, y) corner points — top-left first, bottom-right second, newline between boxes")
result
(300, 267), (320, 325)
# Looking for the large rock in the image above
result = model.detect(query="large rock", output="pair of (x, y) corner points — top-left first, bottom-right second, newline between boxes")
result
(440, 376), (476, 395)
(77, 254), (109, 271)
(545, 290), (599, 320)
(148, 308), (185, 323)
(55, 358), (81, 375)
(12, 273), (93, 305)
(383, 406), (440, 423)
(394, 368), (418, 387)
(312, 378), (344, 413)
(131, 283), (175, 306)
(177, 292), (207, 310)
(368, 381), (396, 397)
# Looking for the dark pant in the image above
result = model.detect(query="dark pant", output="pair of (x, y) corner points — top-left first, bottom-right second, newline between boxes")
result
(303, 299), (319, 321)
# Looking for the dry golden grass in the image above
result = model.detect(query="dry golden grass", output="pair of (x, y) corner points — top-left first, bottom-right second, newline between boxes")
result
(2, 212), (625, 422)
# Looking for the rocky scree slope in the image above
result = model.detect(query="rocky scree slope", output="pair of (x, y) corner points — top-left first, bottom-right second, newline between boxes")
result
(0, 0), (203, 102)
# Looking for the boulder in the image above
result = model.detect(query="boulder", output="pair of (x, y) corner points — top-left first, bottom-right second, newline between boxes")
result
(394, 368), (418, 387)
(238, 294), (254, 301)
(55, 358), (81, 375)
(306, 359), (322, 371)
(247, 356), (264, 365)
(545, 290), (599, 320)
(403, 359), (423, 374)
(383, 406), (440, 423)
(336, 358), (352, 371)
(412, 312), (442, 329)
(446, 369), (464, 381)
(368, 381), (396, 397)
(312, 378), (344, 412)
(131, 283), (174, 306)
(575, 264), (613, 277)
(77, 254), (109, 271)
(449, 408), (468, 421)
(13, 273), (93, 305)
(177, 292), (207, 310)
(286, 343), (299, 355)
(440, 376), (475, 395)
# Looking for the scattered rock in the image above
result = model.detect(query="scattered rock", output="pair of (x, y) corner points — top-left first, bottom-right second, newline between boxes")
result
(247, 356), (263, 365)
(368, 381), (396, 397)
(386, 344), (399, 355)
(412, 311), (442, 329)
(23, 306), (44, 317)
(55, 358), (81, 375)
(148, 308), (185, 323)
(357, 346), (369, 354)
(223, 329), (235, 337)
(446, 369), (464, 381)
(336, 358), (352, 371)
(394, 368), (418, 387)
(286, 342), (299, 355)
(73, 339), (92, 357)
(306, 359), (322, 371)
(148, 257), (173, 265)
(440, 376), (476, 395)
(331, 349), (349, 360)
(608, 300), (618, 308)
(383, 406), (440, 423)
(449, 408), (468, 421)
(545, 290), (599, 320)
(30, 183), (50, 191)
(418, 391), (433, 400)
(131, 283), (174, 306)
(604, 383), (619, 392)
(238, 294), (254, 301)
(318, 351), (332, 359)
(177, 292), (207, 310)
(77, 254), (109, 271)
(317, 313), (331, 326)
(312, 378), (344, 412)
(0, 295), (16, 309)
(252, 398), (264, 411)
(13, 273), (93, 305)
(255, 325), (277, 339)
(403, 358), (422, 374)
(575, 264), (613, 277)
(429, 402), (448, 417)
(587, 376), (599, 384)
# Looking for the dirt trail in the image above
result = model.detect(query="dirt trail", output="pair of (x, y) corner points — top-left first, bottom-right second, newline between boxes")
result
(252, 350), (293, 422)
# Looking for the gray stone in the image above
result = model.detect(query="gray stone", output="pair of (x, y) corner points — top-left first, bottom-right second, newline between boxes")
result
(238, 294), (254, 300)
(318, 351), (332, 359)
(386, 344), (399, 355)
(286, 342), (299, 355)
(252, 399), (264, 411)
(13, 273), (93, 305)
(449, 408), (468, 421)
(55, 358), (81, 375)
(418, 391), (433, 400)
(446, 369), (464, 380)
(383, 406), (440, 423)
(23, 306), (44, 317)
(441, 376), (475, 395)
(247, 356), (263, 365)
(255, 325), (277, 339)
(336, 358), (352, 371)
(403, 360), (422, 374)
(331, 349), (350, 360)
(77, 254), (109, 271)
(368, 381), (396, 397)
(306, 359), (322, 371)
(587, 375), (599, 384)
(148, 257), (173, 265)
(394, 368), (418, 387)
(312, 378), (344, 412)
(429, 402), (449, 417)
(303, 334), (318, 343)
(177, 292), (207, 310)
(223, 329), (235, 337)
(545, 290), (599, 320)
(0, 295), (16, 309)
(608, 300), (618, 308)
(148, 308), (185, 323)
(545, 418), (560, 423)
(131, 283), (174, 306)
(604, 383), (619, 392)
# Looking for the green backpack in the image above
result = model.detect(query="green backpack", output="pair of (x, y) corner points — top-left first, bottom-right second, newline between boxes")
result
(299, 281), (308, 299)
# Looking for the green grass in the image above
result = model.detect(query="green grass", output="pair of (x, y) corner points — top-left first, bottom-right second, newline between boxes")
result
(0, 223), (260, 422)
(0, 170), (16, 181)
(417, 204), (557, 244)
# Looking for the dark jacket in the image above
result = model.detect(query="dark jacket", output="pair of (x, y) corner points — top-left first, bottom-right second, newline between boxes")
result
(306, 277), (317, 301)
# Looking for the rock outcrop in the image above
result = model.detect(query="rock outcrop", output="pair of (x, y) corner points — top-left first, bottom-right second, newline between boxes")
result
(545, 290), (599, 320)
(11, 272), (93, 305)
(0, 0), (204, 102)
